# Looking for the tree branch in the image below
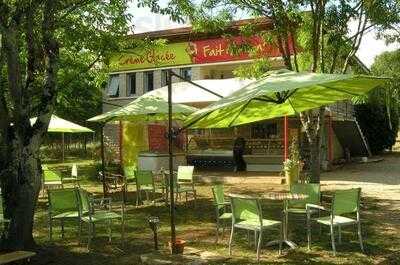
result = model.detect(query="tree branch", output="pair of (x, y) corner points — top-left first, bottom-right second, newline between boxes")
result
(341, 9), (368, 73)
(32, 0), (60, 136)
(3, 23), (24, 125)
(24, 6), (37, 110)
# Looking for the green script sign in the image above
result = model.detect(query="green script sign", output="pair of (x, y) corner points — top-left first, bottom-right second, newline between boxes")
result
(110, 42), (193, 71)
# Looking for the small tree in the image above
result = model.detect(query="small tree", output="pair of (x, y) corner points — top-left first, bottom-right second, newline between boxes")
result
(355, 49), (400, 154)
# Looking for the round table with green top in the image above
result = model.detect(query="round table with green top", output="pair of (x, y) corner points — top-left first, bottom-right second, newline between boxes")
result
(262, 192), (309, 249)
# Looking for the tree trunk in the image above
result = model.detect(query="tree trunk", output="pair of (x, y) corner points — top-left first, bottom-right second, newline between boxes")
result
(308, 140), (321, 183)
(1, 134), (42, 250)
(300, 107), (325, 183)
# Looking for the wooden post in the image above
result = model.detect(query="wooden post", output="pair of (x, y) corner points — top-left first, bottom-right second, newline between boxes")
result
(119, 121), (123, 166)
(167, 69), (177, 254)
(284, 116), (289, 160)
(62, 132), (65, 163)
(328, 115), (333, 163)
(100, 126), (106, 197)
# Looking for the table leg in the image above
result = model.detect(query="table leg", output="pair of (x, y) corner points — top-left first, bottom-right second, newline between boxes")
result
(265, 201), (298, 249)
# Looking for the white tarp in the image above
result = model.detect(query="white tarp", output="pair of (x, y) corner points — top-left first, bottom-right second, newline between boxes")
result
(143, 78), (253, 104)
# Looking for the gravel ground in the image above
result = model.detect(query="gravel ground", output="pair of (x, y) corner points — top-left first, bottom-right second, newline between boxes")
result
(321, 153), (400, 200)
(198, 152), (400, 200)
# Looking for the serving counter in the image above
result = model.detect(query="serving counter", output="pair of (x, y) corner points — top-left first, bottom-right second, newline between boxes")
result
(187, 150), (234, 170)
(243, 154), (283, 172)
(138, 152), (186, 171)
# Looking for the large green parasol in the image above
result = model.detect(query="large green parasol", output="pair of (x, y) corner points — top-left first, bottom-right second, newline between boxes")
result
(184, 70), (388, 128)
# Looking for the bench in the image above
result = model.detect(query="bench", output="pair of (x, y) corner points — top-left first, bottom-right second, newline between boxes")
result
(0, 251), (36, 264)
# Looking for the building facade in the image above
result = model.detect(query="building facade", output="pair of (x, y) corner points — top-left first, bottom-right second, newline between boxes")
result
(101, 18), (369, 172)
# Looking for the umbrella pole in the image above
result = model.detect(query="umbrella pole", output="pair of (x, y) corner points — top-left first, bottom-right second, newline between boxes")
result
(328, 115), (333, 163)
(284, 116), (289, 160)
(100, 125), (106, 197)
(168, 69), (177, 254)
(62, 132), (65, 163)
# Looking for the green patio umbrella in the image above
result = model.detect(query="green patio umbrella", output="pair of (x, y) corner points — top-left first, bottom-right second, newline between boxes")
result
(184, 70), (388, 128)
(31, 115), (93, 162)
(87, 94), (198, 202)
(88, 95), (198, 123)
(31, 115), (93, 133)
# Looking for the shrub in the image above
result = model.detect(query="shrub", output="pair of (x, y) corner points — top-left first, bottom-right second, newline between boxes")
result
(355, 103), (399, 154)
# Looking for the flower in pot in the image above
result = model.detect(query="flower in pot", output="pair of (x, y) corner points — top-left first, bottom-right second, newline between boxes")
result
(283, 136), (300, 185)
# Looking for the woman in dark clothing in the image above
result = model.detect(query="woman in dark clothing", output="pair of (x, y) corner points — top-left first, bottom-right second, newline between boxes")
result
(233, 137), (246, 172)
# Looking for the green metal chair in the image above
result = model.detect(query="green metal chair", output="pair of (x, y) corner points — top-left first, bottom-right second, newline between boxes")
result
(42, 165), (63, 191)
(136, 170), (155, 206)
(78, 189), (124, 249)
(306, 188), (364, 256)
(157, 168), (170, 203)
(284, 184), (321, 241)
(62, 163), (80, 187)
(212, 185), (231, 243)
(175, 166), (196, 204)
(229, 194), (282, 261)
(123, 165), (137, 190)
(47, 188), (80, 241)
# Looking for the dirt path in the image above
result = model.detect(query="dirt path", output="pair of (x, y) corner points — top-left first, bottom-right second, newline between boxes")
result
(198, 152), (400, 200)
(321, 153), (400, 200)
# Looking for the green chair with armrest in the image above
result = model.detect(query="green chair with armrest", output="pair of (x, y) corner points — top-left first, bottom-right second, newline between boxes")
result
(229, 194), (282, 261)
(284, 183), (321, 240)
(78, 188), (124, 249)
(47, 188), (80, 241)
(307, 188), (364, 256)
(136, 170), (155, 206)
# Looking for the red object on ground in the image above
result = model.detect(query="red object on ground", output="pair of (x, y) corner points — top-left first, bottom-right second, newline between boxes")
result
(168, 239), (186, 254)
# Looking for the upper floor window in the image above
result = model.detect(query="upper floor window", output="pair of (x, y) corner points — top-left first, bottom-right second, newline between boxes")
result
(127, 73), (136, 96)
(107, 74), (119, 97)
(143, 71), (154, 92)
(161, 70), (168, 87)
(180, 67), (192, 81)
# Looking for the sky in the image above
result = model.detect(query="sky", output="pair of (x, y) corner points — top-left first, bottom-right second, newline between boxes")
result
(129, 2), (400, 68)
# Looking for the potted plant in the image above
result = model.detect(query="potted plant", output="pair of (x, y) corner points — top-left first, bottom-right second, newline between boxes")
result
(283, 137), (300, 185)
(168, 239), (186, 254)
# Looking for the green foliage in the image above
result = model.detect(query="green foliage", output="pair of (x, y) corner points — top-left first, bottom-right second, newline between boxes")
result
(355, 103), (399, 154)
(283, 136), (300, 171)
(150, 0), (400, 76)
(53, 1), (133, 129)
(233, 59), (271, 79)
(356, 50), (400, 153)
(354, 49), (400, 154)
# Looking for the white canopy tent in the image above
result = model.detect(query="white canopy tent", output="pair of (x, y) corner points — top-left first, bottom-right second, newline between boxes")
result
(144, 78), (253, 104)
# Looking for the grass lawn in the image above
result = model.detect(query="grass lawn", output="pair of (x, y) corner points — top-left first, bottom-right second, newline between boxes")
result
(30, 157), (400, 264)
